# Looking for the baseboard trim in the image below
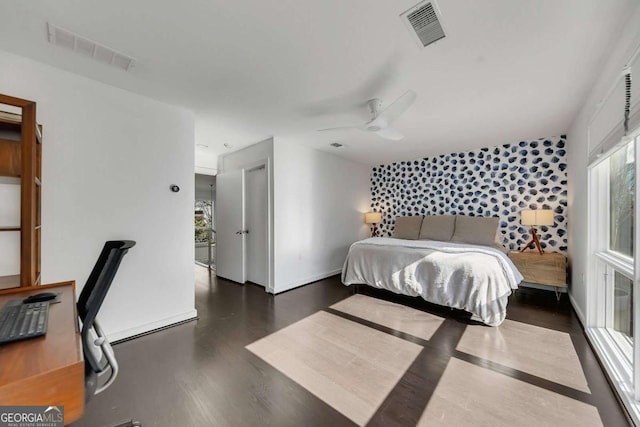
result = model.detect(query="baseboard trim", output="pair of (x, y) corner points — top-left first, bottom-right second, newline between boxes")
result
(273, 269), (342, 294)
(108, 309), (198, 343)
(568, 291), (586, 326)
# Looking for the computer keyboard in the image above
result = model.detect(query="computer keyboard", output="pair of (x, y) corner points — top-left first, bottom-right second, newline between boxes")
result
(0, 299), (49, 345)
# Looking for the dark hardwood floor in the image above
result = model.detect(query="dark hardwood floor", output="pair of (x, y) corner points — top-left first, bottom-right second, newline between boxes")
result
(72, 266), (629, 427)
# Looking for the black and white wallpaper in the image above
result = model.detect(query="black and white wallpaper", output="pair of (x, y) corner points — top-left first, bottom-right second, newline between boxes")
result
(371, 136), (568, 253)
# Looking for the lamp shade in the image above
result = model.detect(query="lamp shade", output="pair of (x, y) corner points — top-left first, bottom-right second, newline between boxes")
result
(364, 212), (382, 224)
(521, 209), (554, 226)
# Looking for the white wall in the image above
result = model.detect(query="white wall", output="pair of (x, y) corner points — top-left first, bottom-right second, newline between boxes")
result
(216, 138), (371, 294)
(567, 4), (640, 323)
(273, 140), (370, 293)
(0, 49), (196, 340)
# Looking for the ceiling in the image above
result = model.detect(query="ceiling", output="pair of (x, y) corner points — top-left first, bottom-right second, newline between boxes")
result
(0, 0), (635, 169)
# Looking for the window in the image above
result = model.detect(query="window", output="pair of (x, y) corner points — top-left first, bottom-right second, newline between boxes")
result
(591, 140), (635, 360)
(585, 52), (640, 423)
(610, 143), (635, 258)
(588, 134), (638, 400)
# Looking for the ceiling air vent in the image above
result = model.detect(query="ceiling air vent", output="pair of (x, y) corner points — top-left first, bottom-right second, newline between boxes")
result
(400, 1), (446, 48)
(47, 23), (136, 71)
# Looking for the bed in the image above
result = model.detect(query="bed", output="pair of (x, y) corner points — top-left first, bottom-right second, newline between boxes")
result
(341, 215), (523, 326)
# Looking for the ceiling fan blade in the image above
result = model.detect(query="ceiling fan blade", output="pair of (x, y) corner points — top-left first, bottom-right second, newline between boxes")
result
(317, 124), (361, 132)
(377, 90), (417, 125)
(375, 127), (404, 141)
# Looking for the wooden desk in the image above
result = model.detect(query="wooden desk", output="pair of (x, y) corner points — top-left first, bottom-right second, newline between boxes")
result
(0, 281), (84, 424)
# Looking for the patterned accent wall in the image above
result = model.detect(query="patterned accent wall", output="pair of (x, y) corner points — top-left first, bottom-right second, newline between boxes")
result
(371, 136), (568, 253)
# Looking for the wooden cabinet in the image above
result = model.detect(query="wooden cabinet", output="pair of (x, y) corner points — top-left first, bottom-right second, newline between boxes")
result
(508, 251), (567, 289)
(0, 94), (42, 288)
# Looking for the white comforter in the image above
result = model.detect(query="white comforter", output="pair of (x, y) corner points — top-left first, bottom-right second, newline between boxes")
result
(341, 238), (523, 326)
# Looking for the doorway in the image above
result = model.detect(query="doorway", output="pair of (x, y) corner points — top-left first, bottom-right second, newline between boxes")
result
(195, 174), (216, 270)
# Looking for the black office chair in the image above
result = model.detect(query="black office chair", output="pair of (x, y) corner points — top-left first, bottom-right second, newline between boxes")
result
(77, 240), (136, 402)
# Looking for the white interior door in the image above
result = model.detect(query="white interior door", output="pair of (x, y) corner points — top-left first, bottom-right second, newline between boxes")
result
(245, 165), (268, 286)
(215, 169), (246, 283)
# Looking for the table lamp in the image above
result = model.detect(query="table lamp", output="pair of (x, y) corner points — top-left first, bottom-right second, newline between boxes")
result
(365, 212), (382, 237)
(520, 209), (554, 254)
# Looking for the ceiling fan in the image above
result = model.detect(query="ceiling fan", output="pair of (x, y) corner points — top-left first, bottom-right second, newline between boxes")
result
(317, 90), (417, 141)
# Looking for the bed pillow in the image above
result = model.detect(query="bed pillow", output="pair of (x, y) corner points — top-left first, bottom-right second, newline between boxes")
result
(419, 215), (456, 241)
(393, 216), (423, 240)
(451, 215), (499, 246)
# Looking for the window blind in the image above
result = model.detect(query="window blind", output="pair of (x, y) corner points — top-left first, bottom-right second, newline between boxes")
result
(588, 43), (640, 166)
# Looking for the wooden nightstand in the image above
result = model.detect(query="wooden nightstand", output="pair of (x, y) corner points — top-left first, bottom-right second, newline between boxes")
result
(508, 252), (567, 300)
